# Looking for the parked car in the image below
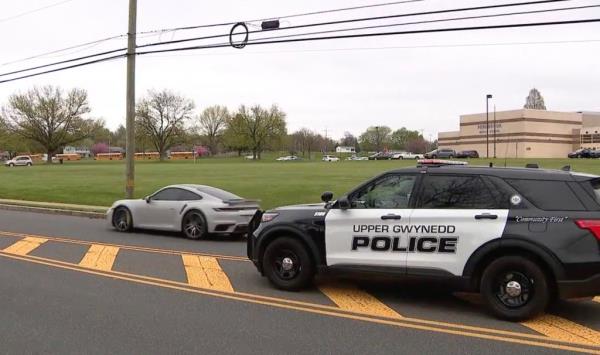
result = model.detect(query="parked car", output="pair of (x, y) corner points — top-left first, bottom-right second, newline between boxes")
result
(424, 148), (456, 159)
(568, 148), (600, 158)
(455, 150), (480, 158)
(4, 155), (33, 167)
(248, 160), (600, 320)
(108, 184), (259, 239)
(322, 155), (339, 162)
(391, 152), (424, 160)
(368, 152), (393, 160)
(346, 155), (369, 161)
(276, 156), (300, 161)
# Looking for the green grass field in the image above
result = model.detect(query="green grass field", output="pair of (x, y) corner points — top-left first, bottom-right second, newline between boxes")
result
(1, 156), (598, 209)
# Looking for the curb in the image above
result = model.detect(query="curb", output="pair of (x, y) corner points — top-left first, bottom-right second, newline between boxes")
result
(0, 203), (106, 219)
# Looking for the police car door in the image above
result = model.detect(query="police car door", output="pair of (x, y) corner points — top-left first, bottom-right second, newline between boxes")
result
(408, 174), (508, 276)
(325, 173), (417, 269)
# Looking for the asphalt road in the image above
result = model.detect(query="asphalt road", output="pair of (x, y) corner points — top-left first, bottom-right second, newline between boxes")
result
(0, 210), (598, 355)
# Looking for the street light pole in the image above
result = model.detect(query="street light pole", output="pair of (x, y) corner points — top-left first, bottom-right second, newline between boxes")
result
(125, 0), (137, 198)
(493, 104), (497, 158)
(486, 94), (493, 158)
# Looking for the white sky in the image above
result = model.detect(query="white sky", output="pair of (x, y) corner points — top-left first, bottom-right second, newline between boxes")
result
(1, 0), (599, 141)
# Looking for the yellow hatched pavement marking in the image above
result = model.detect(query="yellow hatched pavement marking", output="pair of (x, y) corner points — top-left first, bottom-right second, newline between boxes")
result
(522, 314), (600, 346)
(319, 283), (402, 319)
(79, 244), (119, 271)
(182, 254), (234, 293)
(594, 297), (600, 304)
(3, 237), (47, 255)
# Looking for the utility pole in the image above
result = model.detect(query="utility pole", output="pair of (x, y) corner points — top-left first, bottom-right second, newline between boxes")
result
(125, 0), (137, 198)
(493, 104), (497, 158)
(486, 94), (492, 158)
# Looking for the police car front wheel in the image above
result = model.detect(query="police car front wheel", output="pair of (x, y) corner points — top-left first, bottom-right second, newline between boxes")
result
(263, 237), (315, 291)
(480, 255), (550, 321)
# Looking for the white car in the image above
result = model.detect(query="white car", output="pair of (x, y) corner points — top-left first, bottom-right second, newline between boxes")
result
(322, 155), (339, 162)
(276, 155), (299, 161)
(346, 155), (368, 161)
(392, 152), (424, 160)
(4, 155), (33, 167)
(107, 184), (259, 239)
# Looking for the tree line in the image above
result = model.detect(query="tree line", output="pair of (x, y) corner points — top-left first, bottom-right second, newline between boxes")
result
(0, 85), (433, 162)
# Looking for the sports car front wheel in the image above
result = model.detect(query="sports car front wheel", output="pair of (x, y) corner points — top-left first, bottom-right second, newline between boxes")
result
(182, 211), (207, 240)
(113, 207), (133, 232)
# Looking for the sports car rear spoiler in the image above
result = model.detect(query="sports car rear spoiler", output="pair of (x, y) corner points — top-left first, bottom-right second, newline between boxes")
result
(223, 198), (261, 206)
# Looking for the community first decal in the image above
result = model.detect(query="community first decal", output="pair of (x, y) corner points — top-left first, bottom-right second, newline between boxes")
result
(351, 224), (458, 253)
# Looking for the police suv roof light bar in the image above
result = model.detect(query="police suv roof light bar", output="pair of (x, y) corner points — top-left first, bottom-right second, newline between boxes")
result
(417, 159), (468, 167)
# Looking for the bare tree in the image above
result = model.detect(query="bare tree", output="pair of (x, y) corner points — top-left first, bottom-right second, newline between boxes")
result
(292, 128), (318, 159)
(2, 85), (100, 163)
(229, 104), (287, 160)
(196, 105), (229, 155)
(135, 89), (195, 161)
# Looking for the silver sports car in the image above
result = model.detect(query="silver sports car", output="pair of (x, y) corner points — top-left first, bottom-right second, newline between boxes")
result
(107, 184), (259, 239)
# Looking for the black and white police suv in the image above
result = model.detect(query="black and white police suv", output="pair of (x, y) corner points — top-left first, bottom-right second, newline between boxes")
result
(247, 160), (600, 320)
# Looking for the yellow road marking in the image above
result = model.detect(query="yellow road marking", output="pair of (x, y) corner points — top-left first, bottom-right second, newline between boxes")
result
(79, 244), (119, 271)
(3, 236), (47, 255)
(0, 251), (598, 354)
(594, 297), (600, 304)
(523, 314), (600, 346)
(319, 283), (402, 318)
(182, 254), (234, 292)
(0, 230), (247, 262)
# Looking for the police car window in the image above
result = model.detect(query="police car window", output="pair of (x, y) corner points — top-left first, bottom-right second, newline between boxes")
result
(152, 188), (180, 201)
(352, 175), (416, 209)
(506, 179), (585, 211)
(417, 175), (496, 209)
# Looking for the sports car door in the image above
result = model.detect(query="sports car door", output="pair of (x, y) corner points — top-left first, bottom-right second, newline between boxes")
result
(408, 174), (508, 276)
(325, 173), (417, 270)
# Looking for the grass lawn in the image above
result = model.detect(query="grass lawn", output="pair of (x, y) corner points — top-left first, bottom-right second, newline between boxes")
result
(0, 155), (598, 210)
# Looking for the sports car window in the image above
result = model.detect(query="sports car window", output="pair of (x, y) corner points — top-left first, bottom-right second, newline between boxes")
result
(152, 188), (180, 201)
(417, 175), (496, 209)
(351, 174), (416, 209)
(177, 189), (202, 201)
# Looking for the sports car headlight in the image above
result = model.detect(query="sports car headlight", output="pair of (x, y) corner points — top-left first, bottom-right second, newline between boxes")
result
(261, 212), (279, 223)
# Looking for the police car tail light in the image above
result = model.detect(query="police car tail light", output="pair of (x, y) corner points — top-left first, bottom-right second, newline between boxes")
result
(575, 219), (600, 241)
(261, 212), (279, 223)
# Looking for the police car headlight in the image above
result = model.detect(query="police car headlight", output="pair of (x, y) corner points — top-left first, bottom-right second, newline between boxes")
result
(261, 212), (279, 223)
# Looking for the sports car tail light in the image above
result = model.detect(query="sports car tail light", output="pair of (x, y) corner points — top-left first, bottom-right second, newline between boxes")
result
(575, 219), (600, 241)
(213, 207), (257, 212)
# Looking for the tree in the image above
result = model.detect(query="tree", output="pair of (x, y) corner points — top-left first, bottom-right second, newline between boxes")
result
(91, 142), (109, 155)
(228, 104), (287, 159)
(135, 89), (195, 161)
(111, 124), (127, 148)
(222, 114), (249, 156)
(291, 128), (318, 159)
(340, 132), (359, 152)
(195, 105), (229, 155)
(391, 127), (421, 151)
(406, 137), (428, 153)
(2, 85), (101, 163)
(524, 88), (547, 110)
(358, 126), (392, 152)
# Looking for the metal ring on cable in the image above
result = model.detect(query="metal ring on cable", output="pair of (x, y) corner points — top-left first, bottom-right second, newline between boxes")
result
(229, 22), (249, 49)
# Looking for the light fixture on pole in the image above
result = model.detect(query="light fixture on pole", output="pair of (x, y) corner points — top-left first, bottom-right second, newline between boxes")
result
(486, 94), (493, 158)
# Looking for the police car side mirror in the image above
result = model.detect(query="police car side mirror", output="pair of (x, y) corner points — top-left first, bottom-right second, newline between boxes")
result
(338, 196), (351, 210)
(321, 191), (334, 203)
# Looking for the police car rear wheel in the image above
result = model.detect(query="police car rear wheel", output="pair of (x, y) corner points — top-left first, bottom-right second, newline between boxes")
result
(263, 237), (315, 291)
(480, 256), (549, 321)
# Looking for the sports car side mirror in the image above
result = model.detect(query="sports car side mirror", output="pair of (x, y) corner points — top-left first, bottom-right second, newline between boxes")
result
(321, 191), (333, 203)
(338, 196), (351, 210)
(144, 196), (151, 203)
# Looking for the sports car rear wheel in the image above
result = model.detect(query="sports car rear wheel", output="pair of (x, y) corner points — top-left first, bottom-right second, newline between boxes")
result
(113, 207), (133, 232)
(182, 210), (207, 240)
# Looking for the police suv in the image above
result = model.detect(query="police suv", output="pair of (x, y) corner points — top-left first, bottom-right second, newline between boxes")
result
(247, 160), (600, 320)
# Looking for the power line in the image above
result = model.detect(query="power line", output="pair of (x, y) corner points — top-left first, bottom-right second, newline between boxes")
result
(0, 54), (124, 84)
(136, 0), (575, 50)
(136, 0), (425, 35)
(0, 48), (126, 78)
(242, 4), (600, 45)
(136, 18), (600, 56)
(0, 0), (77, 23)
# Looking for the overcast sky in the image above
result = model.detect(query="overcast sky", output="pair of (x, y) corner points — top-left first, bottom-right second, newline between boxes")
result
(1, 0), (599, 140)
